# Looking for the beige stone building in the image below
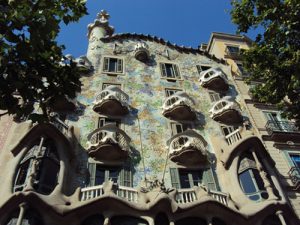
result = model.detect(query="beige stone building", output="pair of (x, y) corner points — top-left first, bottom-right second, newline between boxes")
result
(0, 11), (299, 225)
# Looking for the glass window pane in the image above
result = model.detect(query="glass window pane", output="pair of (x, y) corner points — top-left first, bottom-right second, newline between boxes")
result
(95, 167), (105, 185)
(290, 154), (300, 168)
(179, 171), (190, 188)
(239, 170), (257, 194)
(109, 58), (117, 72)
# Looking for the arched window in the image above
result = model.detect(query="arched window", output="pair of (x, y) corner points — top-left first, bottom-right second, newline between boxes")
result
(14, 137), (60, 195)
(6, 208), (43, 225)
(238, 152), (268, 201)
(176, 217), (207, 225)
(212, 218), (227, 225)
(262, 215), (282, 225)
(111, 216), (148, 225)
(81, 214), (104, 225)
(155, 213), (169, 225)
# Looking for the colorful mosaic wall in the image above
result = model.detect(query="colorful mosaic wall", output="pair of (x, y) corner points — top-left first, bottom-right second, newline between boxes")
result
(67, 38), (251, 188)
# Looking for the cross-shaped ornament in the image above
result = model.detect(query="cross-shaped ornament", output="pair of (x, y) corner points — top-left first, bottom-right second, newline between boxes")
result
(97, 10), (110, 22)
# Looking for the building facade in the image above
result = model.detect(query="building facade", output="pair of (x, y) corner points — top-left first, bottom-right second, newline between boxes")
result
(0, 11), (299, 225)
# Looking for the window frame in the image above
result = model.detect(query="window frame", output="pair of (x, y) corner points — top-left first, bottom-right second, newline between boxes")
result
(208, 91), (221, 103)
(102, 82), (122, 90)
(164, 88), (182, 97)
(87, 161), (133, 187)
(102, 56), (125, 75)
(169, 122), (193, 136)
(159, 61), (182, 81)
(225, 45), (240, 55)
(169, 167), (217, 190)
(196, 64), (211, 74)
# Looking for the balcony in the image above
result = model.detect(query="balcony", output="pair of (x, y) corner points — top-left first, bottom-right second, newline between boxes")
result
(265, 120), (300, 143)
(93, 86), (129, 116)
(176, 188), (230, 207)
(162, 91), (196, 121)
(199, 68), (229, 92)
(288, 167), (300, 191)
(80, 184), (231, 208)
(209, 97), (242, 124)
(167, 130), (209, 166)
(81, 184), (138, 202)
(87, 124), (131, 162)
(134, 42), (150, 62)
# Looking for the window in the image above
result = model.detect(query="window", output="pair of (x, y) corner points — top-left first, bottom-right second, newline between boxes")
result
(87, 163), (132, 187)
(160, 63), (180, 79)
(196, 65), (211, 74)
(81, 215), (104, 225)
(221, 125), (239, 137)
(97, 117), (120, 128)
(214, 101), (227, 110)
(165, 88), (182, 97)
(238, 152), (268, 201)
(236, 63), (248, 76)
(103, 57), (123, 74)
(14, 138), (60, 195)
(111, 216), (148, 225)
(176, 217), (206, 225)
(102, 83), (121, 90)
(226, 45), (239, 54)
(208, 91), (221, 102)
(6, 208), (43, 225)
(170, 122), (191, 136)
(289, 153), (300, 169)
(170, 168), (216, 190)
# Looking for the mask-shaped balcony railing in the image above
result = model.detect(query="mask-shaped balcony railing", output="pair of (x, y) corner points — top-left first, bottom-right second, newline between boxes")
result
(199, 68), (229, 92)
(209, 97), (242, 124)
(162, 91), (196, 120)
(87, 124), (131, 162)
(134, 42), (150, 62)
(167, 130), (209, 166)
(93, 86), (129, 116)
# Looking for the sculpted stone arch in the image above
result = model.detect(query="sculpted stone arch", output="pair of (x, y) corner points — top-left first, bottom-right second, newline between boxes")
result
(10, 123), (76, 195)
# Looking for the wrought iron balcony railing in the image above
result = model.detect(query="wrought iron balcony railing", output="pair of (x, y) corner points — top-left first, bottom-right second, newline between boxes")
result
(265, 120), (300, 134)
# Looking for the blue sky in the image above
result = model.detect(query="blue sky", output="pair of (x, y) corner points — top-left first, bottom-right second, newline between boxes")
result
(57, 0), (255, 57)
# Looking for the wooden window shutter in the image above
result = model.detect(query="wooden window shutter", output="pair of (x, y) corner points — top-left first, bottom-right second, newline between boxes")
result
(103, 57), (109, 72)
(170, 168), (181, 189)
(173, 64), (180, 78)
(203, 168), (217, 191)
(88, 163), (96, 187)
(117, 58), (123, 73)
(119, 167), (132, 187)
(160, 63), (167, 77)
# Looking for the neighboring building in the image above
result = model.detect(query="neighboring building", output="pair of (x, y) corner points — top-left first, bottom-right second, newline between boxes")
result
(0, 11), (299, 225)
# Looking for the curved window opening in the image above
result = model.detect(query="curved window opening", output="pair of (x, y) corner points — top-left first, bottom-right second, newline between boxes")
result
(14, 137), (60, 195)
(81, 214), (104, 225)
(155, 213), (169, 225)
(111, 216), (148, 225)
(212, 218), (227, 225)
(6, 209), (43, 225)
(238, 151), (268, 201)
(176, 217), (206, 225)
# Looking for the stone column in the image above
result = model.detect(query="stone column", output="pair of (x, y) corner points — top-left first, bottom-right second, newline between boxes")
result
(16, 203), (27, 225)
(276, 211), (287, 225)
(251, 150), (277, 200)
(207, 217), (213, 225)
